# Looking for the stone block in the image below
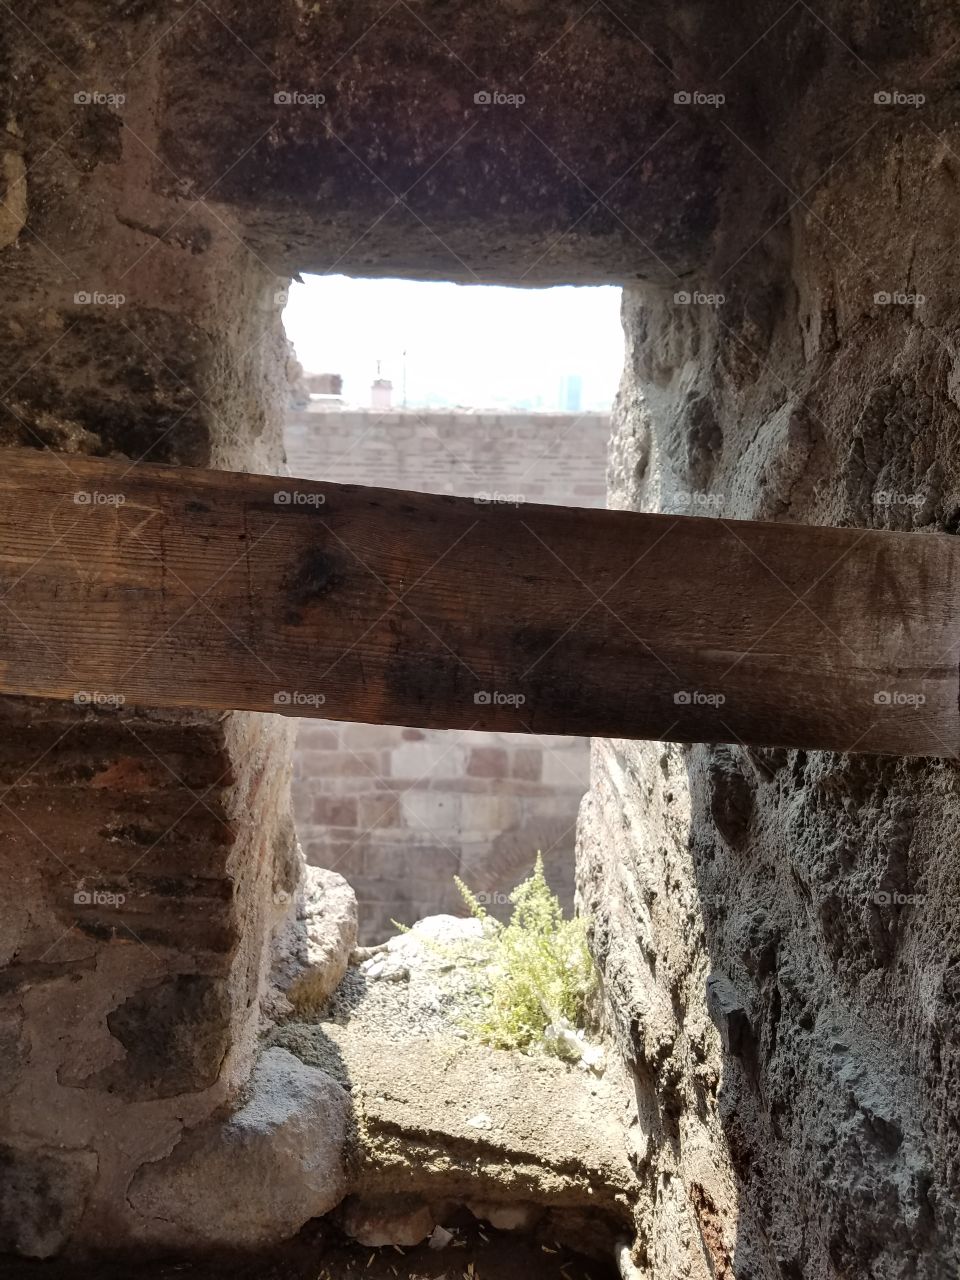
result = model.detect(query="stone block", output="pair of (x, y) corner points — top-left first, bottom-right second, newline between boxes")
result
(511, 748), (543, 781)
(460, 794), (521, 834)
(312, 796), (358, 827)
(358, 793), (403, 829)
(467, 747), (509, 778)
(281, 867), (358, 1012)
(127, 1048), (349, 1248)
(540, 747), (591, 790)
(401, 790), (462, 832)
(0, 1146), (97, 1258)
(390, 740), (467, 780)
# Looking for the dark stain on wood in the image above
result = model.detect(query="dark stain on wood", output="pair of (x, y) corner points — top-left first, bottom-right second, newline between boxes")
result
(285, 546), (347, 624)
(385, 650), (466, 713)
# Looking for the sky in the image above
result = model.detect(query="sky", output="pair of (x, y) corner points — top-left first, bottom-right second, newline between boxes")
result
(282, 275), (624, 411)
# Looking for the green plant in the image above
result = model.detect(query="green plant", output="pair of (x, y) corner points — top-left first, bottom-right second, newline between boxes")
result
(456, 854), (596, 1054)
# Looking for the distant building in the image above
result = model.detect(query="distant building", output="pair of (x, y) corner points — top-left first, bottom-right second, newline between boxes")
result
(560, 373), (582, 412)
(302, 371), (344, 412)
(371, 377), (393, 410)
(305, 372), (343, 396)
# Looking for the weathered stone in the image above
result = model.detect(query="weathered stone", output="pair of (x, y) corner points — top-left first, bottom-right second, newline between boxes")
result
(0, 1146), (97, 1258)
(281, 865), (359, 1013)
(157, 2), (722, 284)
(581, 19), (960, 1272)
(468, 1200), (540, 1232)
(705, 973), (751, 1057)
(0, 128), (26, 251)
(0, 3), (299, 1248)
(706, 747), (755, 848)
(98, 974), (232, 1099)
(127, 1048), (350, 1248)
(339, 1195), (436, 1248)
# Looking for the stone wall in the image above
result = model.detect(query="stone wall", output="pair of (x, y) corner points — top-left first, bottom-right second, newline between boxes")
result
(285, 408), (610, 506)
(0, 6), (302, 1252)
(293, 720), (589, 943)
(5, 0), (960, 1270)
(578, 20), (960, 1279)
(285, 409), (607, 940)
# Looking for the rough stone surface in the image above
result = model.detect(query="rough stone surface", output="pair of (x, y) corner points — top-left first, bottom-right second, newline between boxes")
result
(127, 1047), (350, 1249)
(0, 699), (298, 1251)
(0, 3), (298, 1253)
(578, 13), (960, 1277)
(0, 1147), (97, 1258)
(338, 1195), (436, 1249)
(157, 2), (721, 284)
(275, 864), (359, 1014)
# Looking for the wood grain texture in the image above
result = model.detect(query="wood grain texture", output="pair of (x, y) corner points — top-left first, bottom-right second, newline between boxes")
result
(0, 448), (957, 756)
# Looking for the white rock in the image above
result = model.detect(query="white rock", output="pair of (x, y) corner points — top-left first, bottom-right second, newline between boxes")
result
(271, 865), (358, 1014)
(287, 867), (358, 1007)
(468, 1200), (538, 1231)
(128, 1048), (349, 1248)
(429, 1224), (454, 1249)
(390, 914), (484, 952)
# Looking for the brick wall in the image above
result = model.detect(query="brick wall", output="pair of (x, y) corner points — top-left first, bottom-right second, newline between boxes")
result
(285, 407), (610, 506)
(292, 722), (590, 943)
(285, 407), (609, 942)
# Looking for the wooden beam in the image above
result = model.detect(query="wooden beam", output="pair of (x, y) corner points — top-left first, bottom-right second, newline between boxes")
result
(0, 448), (956, 757)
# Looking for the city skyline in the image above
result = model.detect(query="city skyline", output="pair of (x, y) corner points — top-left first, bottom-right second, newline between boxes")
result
(282, 274), (624, 411)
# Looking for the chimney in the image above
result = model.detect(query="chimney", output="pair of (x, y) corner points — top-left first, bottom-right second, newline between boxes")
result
(371, 377), (393, 410)
(305, 372), (343, 396)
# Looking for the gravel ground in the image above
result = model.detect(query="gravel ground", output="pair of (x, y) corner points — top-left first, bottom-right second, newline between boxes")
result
(323, 916), (496, 1043)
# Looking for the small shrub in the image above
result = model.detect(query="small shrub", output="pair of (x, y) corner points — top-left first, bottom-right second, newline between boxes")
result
(456, 854), (596, 1055)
